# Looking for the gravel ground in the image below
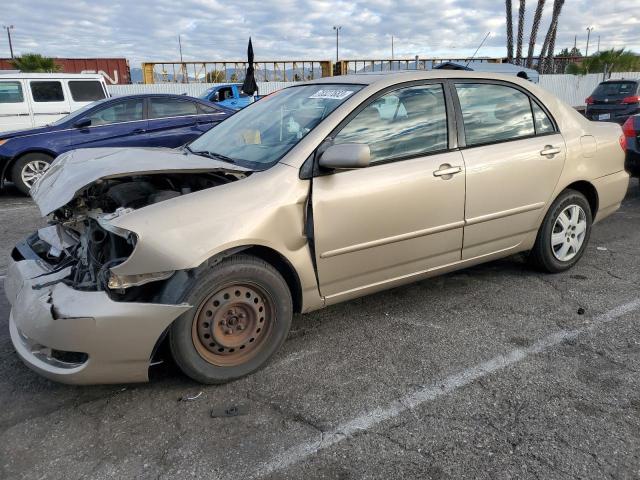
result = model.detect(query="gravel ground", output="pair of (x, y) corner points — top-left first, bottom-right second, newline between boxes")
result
(0, 180), (639, 479)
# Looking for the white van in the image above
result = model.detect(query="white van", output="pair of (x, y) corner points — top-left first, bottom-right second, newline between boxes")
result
(0, 73), (109, 133)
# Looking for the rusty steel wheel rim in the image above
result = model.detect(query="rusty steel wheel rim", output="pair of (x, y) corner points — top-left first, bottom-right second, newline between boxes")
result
(192, 283), (274, 367)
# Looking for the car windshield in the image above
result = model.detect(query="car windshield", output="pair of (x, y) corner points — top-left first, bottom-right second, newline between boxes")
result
(188, 84), (364, 169)
(49, 97), (112, 126)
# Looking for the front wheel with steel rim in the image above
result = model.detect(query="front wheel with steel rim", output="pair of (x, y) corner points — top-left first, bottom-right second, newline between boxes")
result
(529, 189), (593, 273)
(169, 255), (293, 384)
(11, 153), (53, 195)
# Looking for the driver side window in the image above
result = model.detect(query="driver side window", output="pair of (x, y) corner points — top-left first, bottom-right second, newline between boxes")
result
(86, 99), (143, 126)
(333, 84), (448, 164)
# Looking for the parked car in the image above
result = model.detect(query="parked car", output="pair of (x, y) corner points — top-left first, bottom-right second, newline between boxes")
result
(622, 115), (640, 177)
(198, 83), (262, 110)
(585, 79), (640, 124)
(0, 93), (232, 194)
(5, 71), (628, 385)
(0, 73), (109, 132)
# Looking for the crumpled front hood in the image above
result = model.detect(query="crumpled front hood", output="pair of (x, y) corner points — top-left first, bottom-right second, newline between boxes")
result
(31, 147), (250, 216)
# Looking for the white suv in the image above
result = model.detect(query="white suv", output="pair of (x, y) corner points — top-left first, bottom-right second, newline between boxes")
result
(0, 73), (108, 133)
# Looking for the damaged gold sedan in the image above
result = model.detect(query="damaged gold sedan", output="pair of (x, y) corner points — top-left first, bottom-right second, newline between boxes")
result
(6, 72), (629, 384)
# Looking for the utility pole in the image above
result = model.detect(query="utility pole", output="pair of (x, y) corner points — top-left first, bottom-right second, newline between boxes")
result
(597, 36), (600, 53)
(391, 35), (394, 60)
(3, 25), (14, 59)
(333, 26), (342, 63)
(585, 26), (593, 57)
(178, 35), (186, 83)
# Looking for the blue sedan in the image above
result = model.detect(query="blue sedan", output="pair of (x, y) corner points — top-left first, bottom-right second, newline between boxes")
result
(0, 93), (233, 194)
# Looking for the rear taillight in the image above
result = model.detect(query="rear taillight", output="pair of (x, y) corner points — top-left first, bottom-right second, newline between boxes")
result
(585, 96), (595, 105)
(622, 117), (636, 137)
(620, 134), (628, 151)
(621, 117), (636, 151)
(622, 95), (640, 104)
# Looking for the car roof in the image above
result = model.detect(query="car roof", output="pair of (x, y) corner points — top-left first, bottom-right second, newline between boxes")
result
(600, 79), (638, 83)
(0, 72), (104, 80)
(109, 93), (211, 102)
(300, 70), (539, 86)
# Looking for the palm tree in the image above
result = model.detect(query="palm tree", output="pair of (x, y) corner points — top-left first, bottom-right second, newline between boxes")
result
(526, 0), (546, 68)
(506, 0), (514, 63)
(566, 48), (640, 75)
(539, 0), (564, 73)
(515, 0), (526, 65)
(544, 19), (560, 73)
(10, 53), (60, 73)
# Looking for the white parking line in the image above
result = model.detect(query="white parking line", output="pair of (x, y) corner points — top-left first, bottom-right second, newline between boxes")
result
(253, 298), (640, 479)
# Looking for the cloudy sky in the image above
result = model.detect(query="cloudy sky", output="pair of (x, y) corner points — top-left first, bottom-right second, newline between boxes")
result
(3, 0), (639, 68)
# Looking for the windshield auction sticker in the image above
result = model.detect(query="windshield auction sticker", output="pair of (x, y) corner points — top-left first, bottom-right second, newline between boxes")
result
(309, 89), (354, 100)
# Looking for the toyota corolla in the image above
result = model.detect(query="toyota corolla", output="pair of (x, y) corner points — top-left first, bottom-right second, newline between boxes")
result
(5, 71), (629, 384)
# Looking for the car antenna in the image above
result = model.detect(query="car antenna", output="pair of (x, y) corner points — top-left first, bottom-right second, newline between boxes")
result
(465, 32), (491, 67)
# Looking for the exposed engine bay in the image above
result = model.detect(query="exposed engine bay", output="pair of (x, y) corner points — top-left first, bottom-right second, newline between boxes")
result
(20, 171), (246, 296)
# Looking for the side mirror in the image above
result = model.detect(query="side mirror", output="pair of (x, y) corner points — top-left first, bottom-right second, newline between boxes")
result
(318, 143), (371, 170)
(73, 118), (91, 129)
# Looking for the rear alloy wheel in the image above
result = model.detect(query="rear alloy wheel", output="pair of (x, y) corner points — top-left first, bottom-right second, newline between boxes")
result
(169, 255), (292, 383)
(11, 153), (53, 195)
(529, 189), (592, 273)
(550, 205), (587, 262)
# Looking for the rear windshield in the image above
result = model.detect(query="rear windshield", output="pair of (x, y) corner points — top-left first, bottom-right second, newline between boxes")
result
(593, 81), (638, 97)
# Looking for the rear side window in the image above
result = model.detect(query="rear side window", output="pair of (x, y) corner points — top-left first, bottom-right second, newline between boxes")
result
(198, 103), (222, 114)
(455, 83), (534, 146)
(593, 81), (638, 97)
(68, 81), (106, 102)
(30, 81), (65, 102)
(149, 98), (198, 119)
(333, 83), (448, 163)
(86, 99), (143, 126)
(0, 81), (24, 103)
(532, 102), (554, 134)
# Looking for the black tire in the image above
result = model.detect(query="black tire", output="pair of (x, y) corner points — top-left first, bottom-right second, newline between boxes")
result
(10, 153), (54, 195)
(168, 254), (293, 384)
(529, 189), (593, 273)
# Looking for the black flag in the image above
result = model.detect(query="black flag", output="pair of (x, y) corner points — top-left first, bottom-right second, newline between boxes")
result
(241, 37), (258, 96)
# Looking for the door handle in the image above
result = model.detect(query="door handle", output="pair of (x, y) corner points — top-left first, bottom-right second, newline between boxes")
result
(540, 145), (561, 157)
(433, 164), (462, 178)
(132, 128), (146, 134)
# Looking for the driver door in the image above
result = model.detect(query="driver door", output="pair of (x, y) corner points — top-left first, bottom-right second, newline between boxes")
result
(311, 83), (466, 303)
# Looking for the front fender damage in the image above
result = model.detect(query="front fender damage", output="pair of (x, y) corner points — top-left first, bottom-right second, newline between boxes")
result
(7, 257), (192, 384)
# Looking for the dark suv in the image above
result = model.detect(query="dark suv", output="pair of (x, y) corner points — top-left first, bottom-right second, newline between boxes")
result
(585, 80), (640, 124)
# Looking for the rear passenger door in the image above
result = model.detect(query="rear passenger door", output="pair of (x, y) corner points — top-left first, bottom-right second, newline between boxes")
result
(28, 80), (71, 126)
(145, 97), (201, 147)
(0, 80), (32, 131)
(453, 81), (565, 259)
(67, 97), (148, 149)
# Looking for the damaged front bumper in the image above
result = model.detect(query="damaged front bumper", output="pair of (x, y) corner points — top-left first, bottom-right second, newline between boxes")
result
(5, 255), (192, 385)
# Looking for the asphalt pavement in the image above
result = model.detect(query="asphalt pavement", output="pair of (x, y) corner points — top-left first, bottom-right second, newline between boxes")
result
(1, 181), (639, 479)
